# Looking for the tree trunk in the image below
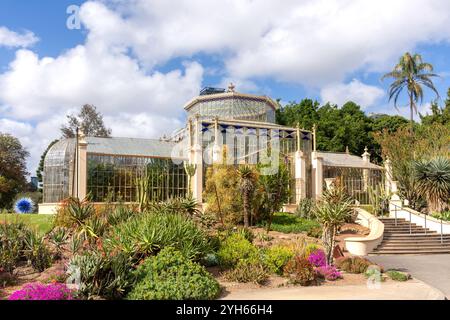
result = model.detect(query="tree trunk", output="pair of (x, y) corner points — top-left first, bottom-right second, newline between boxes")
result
(243, 190), (249, 228)
(409, 91), (415, 135)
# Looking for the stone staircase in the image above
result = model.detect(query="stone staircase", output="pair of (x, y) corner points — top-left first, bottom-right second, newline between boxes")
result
(370, 218), (450, 255)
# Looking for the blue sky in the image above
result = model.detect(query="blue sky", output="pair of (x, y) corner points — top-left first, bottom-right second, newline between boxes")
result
(1, 0), (450, 173)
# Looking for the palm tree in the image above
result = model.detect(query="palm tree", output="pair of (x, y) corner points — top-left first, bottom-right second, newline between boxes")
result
(382, 52), (439, 130)
(413, 157), (450, 213)
(237, 166), (257, 228)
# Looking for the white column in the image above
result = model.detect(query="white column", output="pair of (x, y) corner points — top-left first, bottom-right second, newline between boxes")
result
(312, 151), (323, 200)
(190, 116), (203, 203)
(77, 131), (88, 200)
(361, 147), (370, 191)
(389, 180), (402, 213)
(294, 150), (306, 203)
(384, 157), (393, 194)
(212, 117), (221, 164)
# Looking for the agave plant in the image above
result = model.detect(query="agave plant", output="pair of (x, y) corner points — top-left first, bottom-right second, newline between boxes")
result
(413, 157), (450, 213)
(315, 187), (354, 264)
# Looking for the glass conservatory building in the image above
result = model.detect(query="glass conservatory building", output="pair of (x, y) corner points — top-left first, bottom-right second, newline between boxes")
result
(39, 84), (383, 214)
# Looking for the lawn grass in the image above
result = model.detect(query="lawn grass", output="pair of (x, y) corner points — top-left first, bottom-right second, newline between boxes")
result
(0, 214), (54, 234)
(359, 205), (374, 214)
(259, 212), (321, 235)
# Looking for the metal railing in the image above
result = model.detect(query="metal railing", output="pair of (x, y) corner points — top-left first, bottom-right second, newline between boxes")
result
(390, 202), (445, 244)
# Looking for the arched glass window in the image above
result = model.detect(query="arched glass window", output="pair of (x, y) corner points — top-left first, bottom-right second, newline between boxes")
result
(43, 139), (76, 203)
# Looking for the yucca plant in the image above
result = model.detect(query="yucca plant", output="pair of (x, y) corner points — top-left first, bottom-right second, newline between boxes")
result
(315, 187), (354, 264)
(413, 157), (450, 213)
(237, 165), (258, 228)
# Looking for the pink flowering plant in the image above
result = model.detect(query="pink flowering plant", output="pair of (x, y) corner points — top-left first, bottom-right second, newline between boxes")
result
(315, 265), (342, 281)
(307, 249), (342, 281)
(8, 282), (76, 300)
(307, 249), (327, 267)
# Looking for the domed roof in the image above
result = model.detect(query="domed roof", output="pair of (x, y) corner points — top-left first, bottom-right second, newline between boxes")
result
(184, 84), (279, 123)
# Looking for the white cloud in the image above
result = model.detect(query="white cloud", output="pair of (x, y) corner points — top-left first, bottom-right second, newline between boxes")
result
(83, 0), (450, 86)
(320, 79), (385, 108)
(3, 0), (450, 173)
(0, 26), (38, 48)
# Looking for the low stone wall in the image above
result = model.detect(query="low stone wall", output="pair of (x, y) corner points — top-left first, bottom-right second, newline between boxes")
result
(344, 207), (384, 256)
(389, 203), (450, 234)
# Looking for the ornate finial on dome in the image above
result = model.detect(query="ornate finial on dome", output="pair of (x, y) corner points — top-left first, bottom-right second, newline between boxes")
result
(227, 82), (236, 92)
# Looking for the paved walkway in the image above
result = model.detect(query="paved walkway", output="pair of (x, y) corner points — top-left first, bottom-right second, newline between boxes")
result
(220, 280), (445, 300)
(368, 254), (450, 298)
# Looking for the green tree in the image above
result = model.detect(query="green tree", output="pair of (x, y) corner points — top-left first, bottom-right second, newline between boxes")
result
(61, 104), (112, 138)
(420, 90), (450, 126)
(277, 99), (373, 156)
(381, 52), (439, 129)
(0, 133), (29, 209)
(370, 114), (409, 134)
(257, 160), (291, 233)
(36, 139), (59, 187)
(237, 166), (258, 228)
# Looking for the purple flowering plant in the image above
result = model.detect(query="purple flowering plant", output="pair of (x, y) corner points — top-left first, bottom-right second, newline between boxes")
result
(307, 249), (327, 267)
(316, 265), (342, 281)
(8, 282), (76, 300)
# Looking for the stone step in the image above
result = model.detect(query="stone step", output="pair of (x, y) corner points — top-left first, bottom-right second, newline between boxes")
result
(381, 240), (450, 244)
(370, 249), (450, 255)
(384, 233), (446, 238)
(384, 229), (436, 232)
(379, 243), (450, 248)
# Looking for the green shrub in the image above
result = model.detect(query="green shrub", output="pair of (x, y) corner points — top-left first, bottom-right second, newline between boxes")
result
(104, 211), (211, 261)
(264, 245), (295, 275)
(295, 198), (316, 220)
(217, 234), (260, 268)
(386, 270), (410, 281)
(222, 227), (255, 243)
(0, 222), (30, 273)
(335, 256), (381, 274)
(201, 253), (219, 267)
(283, 256), (317, 286)
(223, 260), (269, 284)
(364, 266), (384, 282)
(303, 243), (322, 258)
(23, 231), (52, 272)
(127, 247), (220, 300)
(259, 212), (321, 234)
(68, 251), (134, 300)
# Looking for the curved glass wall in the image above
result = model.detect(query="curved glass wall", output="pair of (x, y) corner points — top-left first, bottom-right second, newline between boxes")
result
(87, 154), (187, 202)
(43, 139), (76, 203)
(187, 97), (276, 123)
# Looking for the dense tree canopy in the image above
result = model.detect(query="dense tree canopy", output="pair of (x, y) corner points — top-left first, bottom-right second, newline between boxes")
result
(276, 99), (388, 160)
(61, 104), (112, 138)
(0, 133), (29, 209)
(420, 89), (450, 127)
